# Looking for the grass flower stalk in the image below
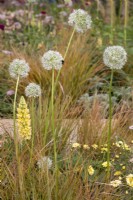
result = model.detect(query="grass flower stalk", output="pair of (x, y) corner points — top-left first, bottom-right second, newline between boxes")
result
(107, 69), (114, 178)
(110, 0), (115, 44)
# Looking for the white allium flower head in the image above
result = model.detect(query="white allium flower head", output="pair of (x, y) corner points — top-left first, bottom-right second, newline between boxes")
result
(9, 59), (30, 79)
(103, 46), (127, 69)
(68, 9), (92, 33)
(41, 50), (64, 70)
(37, 156), (52, 169)
(25, 83), (41, 98)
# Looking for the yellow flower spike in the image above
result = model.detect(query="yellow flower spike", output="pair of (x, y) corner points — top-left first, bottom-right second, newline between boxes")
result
(17, 96), (31, 141)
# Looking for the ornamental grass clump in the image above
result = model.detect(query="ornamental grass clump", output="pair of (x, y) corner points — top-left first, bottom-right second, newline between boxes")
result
(17, 96), (31, 140)
(103, 46), (127, 178)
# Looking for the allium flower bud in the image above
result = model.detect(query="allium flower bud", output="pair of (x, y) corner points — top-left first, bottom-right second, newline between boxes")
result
(9, 59), (30, 79)
(25, 83), (41, 98)
(103, 46), (127, 69)
(68, 9), (92, 33)
(41, 50), (64, 70)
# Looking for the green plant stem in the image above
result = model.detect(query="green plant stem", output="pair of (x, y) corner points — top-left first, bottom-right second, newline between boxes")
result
(13, 75), (23, 196)
(54, 28), (76, 91)
(107, 69), (114, 179)
(124, 0), (128, 47)
(51, 68), (58, 200)
(29, 98), (35, 167)
(110, 0), (115, 44)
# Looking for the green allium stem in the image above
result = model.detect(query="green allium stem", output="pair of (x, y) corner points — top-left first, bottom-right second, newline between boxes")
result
(51, 68), (58, 200)
(107, 69), (114, 178)
(54, 28), (75, 90)
(29, 98), (35, 168)
(124, 0), (128, 47)
(13, 75), (23, 196)
(110, 0), (115, 44)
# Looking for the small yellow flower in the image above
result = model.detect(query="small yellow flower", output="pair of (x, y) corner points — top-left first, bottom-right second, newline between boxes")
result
(114, 171), (122, 176)
(131, 140), (133, 144)
(102, 161), (111, 168)
(101, 147), (108, 153)
(115, 155), (119, 158)
(88, 165), (94, 176)
(72, 143), (81, 148)
(91, 144), (98, 149)
(126, 174), (133, 187)
(122, 166), (126, 170)
(17, 96), (31, 140)
(83, 144), (90, 150)
(119, 176), (122, 180)
(110, 180), (122, 187)
(125, 190), (128, 194)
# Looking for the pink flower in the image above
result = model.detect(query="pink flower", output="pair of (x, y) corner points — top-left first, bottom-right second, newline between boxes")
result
(6, 90), (15, 96)
(129, 126), (133, 130)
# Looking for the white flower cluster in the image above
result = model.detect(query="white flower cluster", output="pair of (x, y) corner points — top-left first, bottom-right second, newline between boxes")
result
(68, 9), (92, 33)
(9, 59), (30, 79)
(25, 83), (41, 98)
(37, 156), (52, 170)
(103, 46), (127, 69)
(41, 50), (64, 70)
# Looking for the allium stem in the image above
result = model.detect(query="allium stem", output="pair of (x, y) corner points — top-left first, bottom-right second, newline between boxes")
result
(29, 98), (35, 167)
(110, 0), (115, 44)
(51, 68), (58, 200)
(13, 75), (23, 195)
(124, 0), (128, 47)
(54, 28), (75, 90)
(107, 69), (114, 178)
(64, 28), (75, 60)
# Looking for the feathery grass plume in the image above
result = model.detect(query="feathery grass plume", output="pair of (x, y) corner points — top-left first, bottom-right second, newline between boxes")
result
(9, 59), (30, 79)
(41, 50), (64, 70)
(103, 46), (127, 69)
(25, 83), (41, 97)
(17, 96), (31, 140)
(68, 9), (92, 33)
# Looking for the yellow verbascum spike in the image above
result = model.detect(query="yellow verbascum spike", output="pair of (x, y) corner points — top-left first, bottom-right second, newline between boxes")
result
(17, 96), (31, 140)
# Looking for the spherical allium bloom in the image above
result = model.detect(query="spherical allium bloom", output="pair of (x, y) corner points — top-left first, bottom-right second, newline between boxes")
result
(9, 59), (30, 79)
(41, 50), (64, 70)
(68, 9), (92, 33)
(25, 83), (41, 98)
(37, 156), (52, 170)
(103, 46), (127, 69)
